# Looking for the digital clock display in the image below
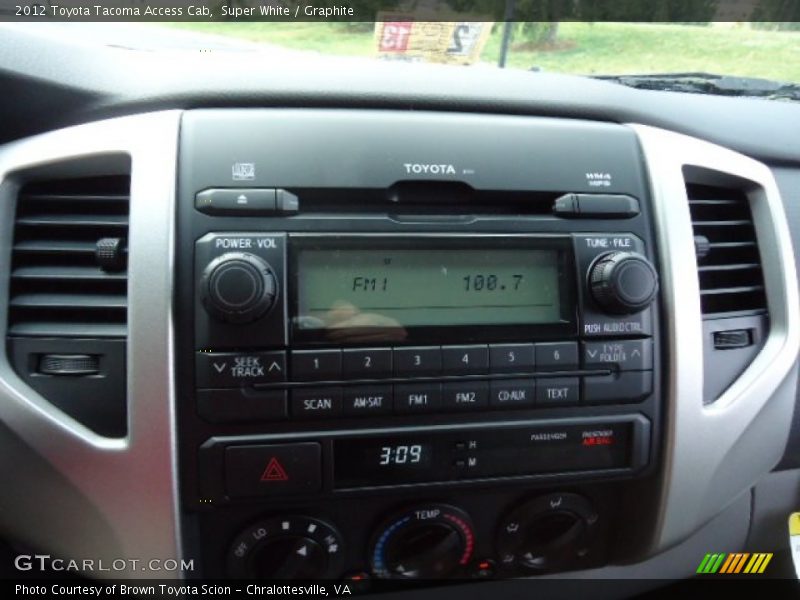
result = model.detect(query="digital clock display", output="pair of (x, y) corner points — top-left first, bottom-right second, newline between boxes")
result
(334, 439), (435, 487)
(378, 444), (430, 467)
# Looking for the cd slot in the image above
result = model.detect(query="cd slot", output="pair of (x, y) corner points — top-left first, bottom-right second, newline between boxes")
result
(289, 185), (560, 215)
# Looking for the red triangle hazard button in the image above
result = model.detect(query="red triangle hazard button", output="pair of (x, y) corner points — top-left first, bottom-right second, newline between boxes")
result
(260, 457), (289, 482)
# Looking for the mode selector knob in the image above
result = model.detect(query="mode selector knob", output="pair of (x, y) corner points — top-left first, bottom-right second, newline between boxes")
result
(589, 251), (658, 315)
(200, 252), (277, 323)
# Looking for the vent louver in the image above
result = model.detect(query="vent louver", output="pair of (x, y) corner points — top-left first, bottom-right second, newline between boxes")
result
(687, 183), (767, 318)
(8, 176), (130, 337)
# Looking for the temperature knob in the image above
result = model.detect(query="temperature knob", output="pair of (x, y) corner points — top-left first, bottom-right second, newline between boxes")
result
(589, 251), (658, 315)
(370, 504), (475, 579)
(200, 252), (277, 323)
(228, 516), (344, 580)
(496, 493), (598, 571)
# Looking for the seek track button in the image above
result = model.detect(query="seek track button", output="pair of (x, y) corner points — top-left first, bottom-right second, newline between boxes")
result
(196, 351), (286, 387)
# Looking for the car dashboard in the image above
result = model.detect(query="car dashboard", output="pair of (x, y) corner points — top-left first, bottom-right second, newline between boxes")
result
(0, 24), (799, 597)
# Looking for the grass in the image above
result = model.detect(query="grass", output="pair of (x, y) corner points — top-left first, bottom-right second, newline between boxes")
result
(161, 21), (800, 83)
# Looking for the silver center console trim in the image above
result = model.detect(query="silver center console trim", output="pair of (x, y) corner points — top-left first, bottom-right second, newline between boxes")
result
(0, 112), (182, 577)
(630, 124), (800, 553)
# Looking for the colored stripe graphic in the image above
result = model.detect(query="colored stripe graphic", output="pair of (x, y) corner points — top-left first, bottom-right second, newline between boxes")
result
(733, 553), (750, 573)
(757, 553), (773, 573)
(698, 552), (773, 574)
(697, 553), (726, 574)
(719, 553), (736, 573)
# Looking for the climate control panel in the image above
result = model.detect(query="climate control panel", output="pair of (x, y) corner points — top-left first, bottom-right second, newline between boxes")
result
(218, 492), (612, 583)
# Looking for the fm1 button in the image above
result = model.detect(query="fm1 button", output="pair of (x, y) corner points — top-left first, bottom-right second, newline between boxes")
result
(291, 388), (343, 418)
(343, 386), (393, 416)
(394, 383), (442, 413)
(196, 351), (286, 388)
(536, 378), (579, 406)
(224, 443), (321, 498)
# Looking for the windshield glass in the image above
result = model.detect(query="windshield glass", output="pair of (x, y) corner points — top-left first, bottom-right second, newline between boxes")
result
(151, 20), (800, 86)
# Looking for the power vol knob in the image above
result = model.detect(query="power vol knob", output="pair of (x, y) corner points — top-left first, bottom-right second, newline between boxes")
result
(200, 252), (277, 324)
(589, 251), (658, 315)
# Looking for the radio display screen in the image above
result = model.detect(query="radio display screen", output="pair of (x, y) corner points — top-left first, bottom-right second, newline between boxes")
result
(292, 238), (574, 343)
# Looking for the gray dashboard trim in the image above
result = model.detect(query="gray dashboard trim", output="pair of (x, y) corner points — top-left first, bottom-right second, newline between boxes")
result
(631, 124), (800, 553)
(0, 112), (182, 577)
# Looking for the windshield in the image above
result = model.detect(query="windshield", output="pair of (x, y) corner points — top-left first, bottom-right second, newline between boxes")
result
(156, 20), (799, 87)
(6, 2), (800, 97)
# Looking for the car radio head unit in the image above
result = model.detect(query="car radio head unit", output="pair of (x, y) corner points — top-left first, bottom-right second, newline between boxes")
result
(176, 109), (663, 582)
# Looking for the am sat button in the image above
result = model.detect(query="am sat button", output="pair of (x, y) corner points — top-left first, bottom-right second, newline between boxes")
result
(224, 443), (321, 498)
(343, 385), (392, 416)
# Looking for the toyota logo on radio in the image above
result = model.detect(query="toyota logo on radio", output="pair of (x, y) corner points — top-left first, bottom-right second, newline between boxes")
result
(403, 163), (457, 175)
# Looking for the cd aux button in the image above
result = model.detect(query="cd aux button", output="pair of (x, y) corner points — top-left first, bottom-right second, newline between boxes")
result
(489, 379), (535, 408)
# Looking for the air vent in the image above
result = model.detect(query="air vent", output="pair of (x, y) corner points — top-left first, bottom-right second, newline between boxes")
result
(8, 176), (130, 337)
(687, 183), (767, 318)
